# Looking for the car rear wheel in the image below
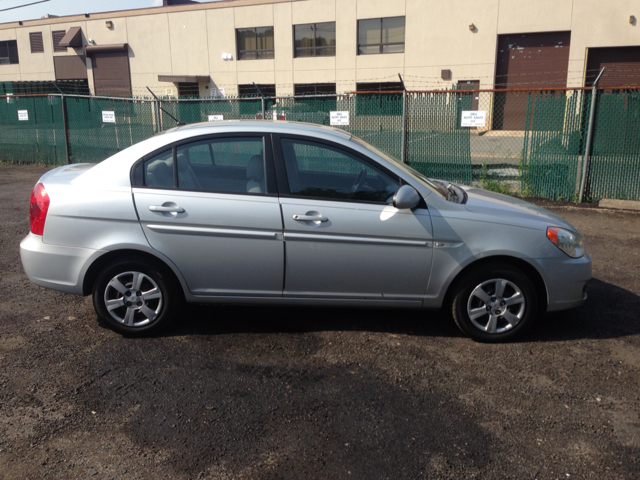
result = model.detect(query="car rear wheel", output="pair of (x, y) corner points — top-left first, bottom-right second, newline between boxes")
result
(92, 258), (181, 336)
(450, 265), (539, 343)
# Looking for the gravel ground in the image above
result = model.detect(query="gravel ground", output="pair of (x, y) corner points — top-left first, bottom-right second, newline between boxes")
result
(1, 164), (639, 479)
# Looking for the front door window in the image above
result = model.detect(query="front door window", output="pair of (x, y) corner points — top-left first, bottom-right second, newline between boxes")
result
(280, 138), (399, 203)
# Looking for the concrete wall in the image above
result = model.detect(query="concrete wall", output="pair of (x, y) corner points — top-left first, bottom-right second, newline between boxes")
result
(0, 0), (638, 94)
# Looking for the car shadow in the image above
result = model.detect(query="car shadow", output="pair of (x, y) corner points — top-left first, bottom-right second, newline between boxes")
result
(158, 278), (639, 342)
(530, 278), (640, 342)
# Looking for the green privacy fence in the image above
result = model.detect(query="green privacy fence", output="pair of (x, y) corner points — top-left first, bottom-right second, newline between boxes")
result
(64, 96), (156, 164)
(158, 97), (263, 127)
(0, 94), (66, 164)
(523, 90), (592, 200)
(1, 89), (639, 202)
(587, 90), (640, 201)
(406, 91), (472, 185)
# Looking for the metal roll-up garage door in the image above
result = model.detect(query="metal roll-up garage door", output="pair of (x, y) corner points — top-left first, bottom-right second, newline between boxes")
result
(493, 31), (571, 130)
(586, 46), (640, 87)
(90, 48), (132, 97)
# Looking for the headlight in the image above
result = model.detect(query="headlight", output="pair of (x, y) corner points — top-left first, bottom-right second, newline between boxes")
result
(546, 227), (585, 258)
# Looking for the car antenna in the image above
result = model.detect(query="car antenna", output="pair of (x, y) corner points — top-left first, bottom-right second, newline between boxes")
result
(146, 87), (186, 126)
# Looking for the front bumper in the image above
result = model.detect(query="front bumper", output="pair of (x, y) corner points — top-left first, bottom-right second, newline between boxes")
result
(536, 253), (592, 312)
(20, 233), (103, 296)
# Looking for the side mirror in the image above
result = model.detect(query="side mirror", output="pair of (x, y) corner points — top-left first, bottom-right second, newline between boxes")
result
(393, 185), (420, 210)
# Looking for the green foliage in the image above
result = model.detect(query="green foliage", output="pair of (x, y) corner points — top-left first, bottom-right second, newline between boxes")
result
(479, 163), (513, 195)
(518, 152), (533, 197)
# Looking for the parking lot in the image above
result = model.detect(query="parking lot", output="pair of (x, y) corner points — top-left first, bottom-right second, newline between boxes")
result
(1, 164), (639, 479)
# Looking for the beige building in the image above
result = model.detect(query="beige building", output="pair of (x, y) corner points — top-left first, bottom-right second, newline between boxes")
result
(0, 0), (639, 97)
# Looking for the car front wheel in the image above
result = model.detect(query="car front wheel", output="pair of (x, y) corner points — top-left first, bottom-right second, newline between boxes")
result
(450, 265), (539, 342)
(92, 258), (181, 336)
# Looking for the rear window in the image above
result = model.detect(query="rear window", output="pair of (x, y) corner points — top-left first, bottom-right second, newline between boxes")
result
(144, 149), (174, 188)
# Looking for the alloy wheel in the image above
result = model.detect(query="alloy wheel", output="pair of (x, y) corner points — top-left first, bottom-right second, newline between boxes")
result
(104, 271), (163, 327)
(466, 278), (526, 334)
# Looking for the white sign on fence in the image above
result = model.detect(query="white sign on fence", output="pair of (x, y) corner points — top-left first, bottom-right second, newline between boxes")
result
(17, 110), (28, 121)
(102, 111), (116, 123)
(330, 111), (349, 126)
(208, 115), (224, 121)
(461, 110), (486, 127)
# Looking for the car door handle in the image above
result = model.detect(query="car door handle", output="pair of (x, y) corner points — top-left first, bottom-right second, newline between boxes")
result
(293, 214), (328, 222)
(149, 205), (185, 213)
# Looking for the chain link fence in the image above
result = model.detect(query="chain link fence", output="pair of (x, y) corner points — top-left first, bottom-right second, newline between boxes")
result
(64, 96), (157, 164)
(1, 88), (638, 202)
(0, 94), (66, 165)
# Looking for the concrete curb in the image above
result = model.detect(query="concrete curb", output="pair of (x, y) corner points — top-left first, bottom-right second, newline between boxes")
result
(598, 199), (640, 211)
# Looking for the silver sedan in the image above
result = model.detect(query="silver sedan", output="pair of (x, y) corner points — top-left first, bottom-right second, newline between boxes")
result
(20, 121), (591, 342)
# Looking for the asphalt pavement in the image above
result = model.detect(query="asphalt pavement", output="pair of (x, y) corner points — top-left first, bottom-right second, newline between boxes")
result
(1, 164), (638, 479)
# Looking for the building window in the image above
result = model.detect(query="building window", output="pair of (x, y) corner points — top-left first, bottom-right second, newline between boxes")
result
(29, 32), (44, 53)
(177, 82), (199, 97)
(294, 83), (336, 96)
(52, 30), (67, 52)
(238, 84), (276, 97)
(357, 17), (405, 55)
(356, 82), (404, 93)
(236, 27), (274, 60)
(0, 40), (19, 65)
(294, 22), (336, 58)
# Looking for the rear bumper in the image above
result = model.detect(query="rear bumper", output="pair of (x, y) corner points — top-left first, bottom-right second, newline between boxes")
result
(537, 253), (592, 312)
(20, 233), (103, 296)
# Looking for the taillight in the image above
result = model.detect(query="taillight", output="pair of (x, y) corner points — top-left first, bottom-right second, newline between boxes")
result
(29, 183), (50, 235)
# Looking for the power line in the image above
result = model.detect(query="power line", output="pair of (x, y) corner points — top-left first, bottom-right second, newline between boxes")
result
(0, 0), (50, 13)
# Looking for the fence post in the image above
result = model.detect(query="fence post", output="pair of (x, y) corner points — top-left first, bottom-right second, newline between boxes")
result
(401, 90), (408, 164)
(578, 67), (605, 203)
(157, 98), (163, 132)
(61, 95), (72, 164)
(398, 73), (407, 163)
(51, 84), (72, 164)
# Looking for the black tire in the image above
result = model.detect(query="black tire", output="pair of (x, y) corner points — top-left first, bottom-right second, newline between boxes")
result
(92, 258), (182, 336)
(450, 265), (539, 343)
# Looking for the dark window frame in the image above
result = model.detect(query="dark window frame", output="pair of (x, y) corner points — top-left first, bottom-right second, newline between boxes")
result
(293, 22), (336, 58)
(177, 82), (199, 97)
(238, 84), (276, 97)
(0, 40), (19, 65)
(293, 83), (337, 96)
(357, 16), (405, 55)
(236, 26), (275, 61)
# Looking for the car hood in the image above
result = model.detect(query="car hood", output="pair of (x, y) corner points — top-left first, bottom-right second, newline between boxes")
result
(462, 187), (577, 231)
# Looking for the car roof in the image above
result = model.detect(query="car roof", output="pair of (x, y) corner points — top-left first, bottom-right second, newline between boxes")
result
(163, 120), (353, 141)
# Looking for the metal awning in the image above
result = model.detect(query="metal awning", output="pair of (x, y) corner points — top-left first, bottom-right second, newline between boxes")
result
(59, 27), (83, 48)
(158, 75), (210, 83)
(84, 44), (129, 56)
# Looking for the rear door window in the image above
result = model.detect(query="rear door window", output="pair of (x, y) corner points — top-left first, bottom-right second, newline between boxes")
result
(144, 149), (174, 188)
(176, 137), (265, 194)
(142, 137), (269, 195)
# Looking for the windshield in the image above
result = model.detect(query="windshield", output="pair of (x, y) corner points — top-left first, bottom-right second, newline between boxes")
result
(349, 135), (449, 199)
